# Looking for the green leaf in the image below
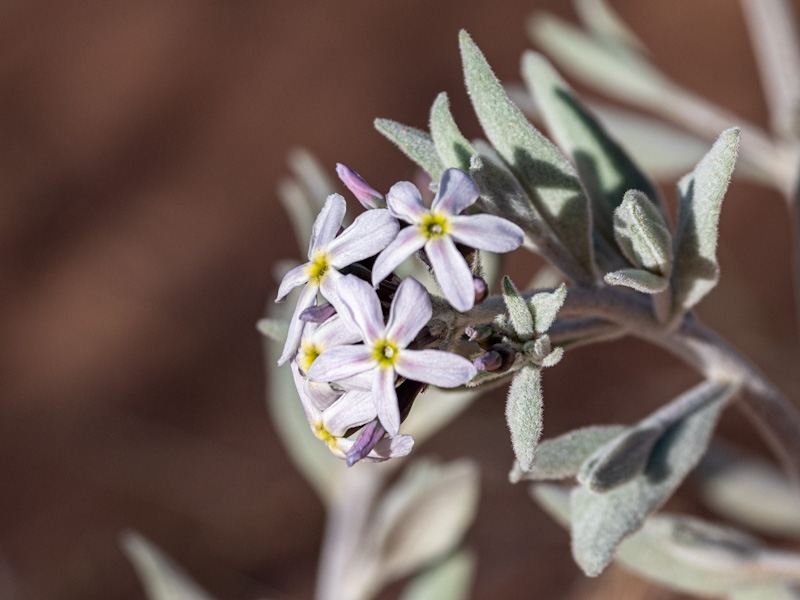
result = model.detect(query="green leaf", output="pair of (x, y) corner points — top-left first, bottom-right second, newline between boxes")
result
(375, 118), (445, 180)
(530, 283), (567, 334)
(728, 584), (800, 600)
(613, 189), (673, 276)
(502, 276), (534, 339)
(540, 346), (564, 368)
(287, 148), (336, 210)
(670, 128), (740, 321)
(399, 550), (475, 600)
(570, 380), (736, 576)
(256, 318), (288, 343)
(574, 0), (646, 52)
(459, 30), (596, 284)
(604, 268), (668, 294)
(121, 531), (217, 600)
(510, 425), (627, 483)
(522, 51), (663, 246)
(506, 365), (543, 471)
(429, 92), (474, 171)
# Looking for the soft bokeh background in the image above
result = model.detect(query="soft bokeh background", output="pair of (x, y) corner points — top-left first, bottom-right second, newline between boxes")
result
(1, 1), (798, 599)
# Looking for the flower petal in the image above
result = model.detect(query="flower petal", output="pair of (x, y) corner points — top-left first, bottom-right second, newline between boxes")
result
(373, 367), (400, 437)
(275, 263), (310, 303)
(322, 390), (376, 436)
(310, 314), (362, 350)
(336, 433), (414, 463)
(386, 277), (432, 347)
(431, 168), (479, 215)
(290, 361), (321, 423)
(327, 208), (399, 267)
(386, 181), (427, 224)
(309, 193), (346, 257)
(336, 163), (385, 209)
(394, 349), (477, 387)
(332, 274), (386, 342)
(278, 284), (318, 365)
(371, 226), (426, 286)
(307, 344), (374, 383)
(426, 236), (475, 312)
(448, 213), (524, 253)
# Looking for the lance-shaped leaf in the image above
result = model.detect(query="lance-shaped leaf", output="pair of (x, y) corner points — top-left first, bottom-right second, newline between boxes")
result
(506, 365), (543, 471)
(670, 128), (740, 321)
(530, 283), (567, 334)
(399, 550), (475, 600)
(604, 268), (668, 294)
(522, 52), (663, 246)
(121, 531), (217, 600)
(510, 424), (627, 483)
(375, 118), (445, 181)
(570, 380), (736, 576)
(531, 485), (800, 597)
(502, 276), (534, 339)
(256, 318), (288, 343)
(613, 190), (673, 276)
(430, 92), (474, 171)
(574, 0), (646, 52)
(460, 31), (596, 284)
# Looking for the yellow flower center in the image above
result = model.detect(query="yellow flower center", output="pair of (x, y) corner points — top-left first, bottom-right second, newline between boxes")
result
(373, 339), (399, 367)
(313, 421), (338, 450)
(419, 211), (450, 240)
(298, 341), (322, 374)
(305, 251), (331, 284)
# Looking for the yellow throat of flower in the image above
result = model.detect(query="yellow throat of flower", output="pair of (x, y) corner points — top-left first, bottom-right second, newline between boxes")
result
(419, 211), (450, 240)
(373, 339), (400, 367)
(305, 251), (331, 285)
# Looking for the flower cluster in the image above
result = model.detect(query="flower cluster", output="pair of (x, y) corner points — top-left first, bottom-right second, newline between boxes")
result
(275, 166), (524, 464)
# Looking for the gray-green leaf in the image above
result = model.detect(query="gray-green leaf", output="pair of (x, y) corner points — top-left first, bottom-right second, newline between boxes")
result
(670, 128), (740, 321)
(522, 51), (662, 247)
(502, 276), (534, 339)
(399, 550), (475, 600)
(613, 189), (673, 276)
(604, 268), (668, 294)
(460, 30), (596, 284)
(256, 318), (288, 343)
(570, 380), (736, 576)
(530, 283), (567, 334)
(430, 92), (474, 171)
(375, 118), (445, 181)
(506, 365), (543, 471)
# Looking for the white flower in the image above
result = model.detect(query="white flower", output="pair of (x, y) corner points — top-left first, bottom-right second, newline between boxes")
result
(307, 275), (477, 436)
(372, 168), (523, 312)
(275, 193), (399, 365)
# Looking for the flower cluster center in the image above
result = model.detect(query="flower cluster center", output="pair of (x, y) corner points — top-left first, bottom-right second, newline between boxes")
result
(419, 212), (450, 240)
(373, 339), (399, 367)
(306, 251), (331, 284)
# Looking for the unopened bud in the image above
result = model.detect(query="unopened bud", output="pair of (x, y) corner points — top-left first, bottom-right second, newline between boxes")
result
(346, 420), (385, 466)
(336, 163), (385, 209)
(473, 276), (488, 304)
(300, 303), (336, 323)
(475, 343), (516, 373)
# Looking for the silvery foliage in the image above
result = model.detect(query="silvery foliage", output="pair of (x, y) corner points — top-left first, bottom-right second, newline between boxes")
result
(125, 3), (800, 598)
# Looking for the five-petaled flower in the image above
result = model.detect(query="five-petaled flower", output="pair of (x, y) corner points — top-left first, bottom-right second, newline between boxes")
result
(307, 274), (477, 436)
(372, 168), (524, 312)
(274, 193), (399, 365)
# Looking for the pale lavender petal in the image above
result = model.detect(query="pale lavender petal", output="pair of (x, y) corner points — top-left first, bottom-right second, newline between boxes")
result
(309, 193), (346, 257)
(336, 163), (385, 209)
(327, 208), (399, 267)
(299, 302), (336, 323)
(448, 213), (524, 252)
(290, 361), (320, 423)
(306, 381), (342, 411)
(330, 274), (385, 342)
(426, 236), (475, 312)
(373, 367), (400, 437)
(322, 390), (376, 436)
(386, 277), (432, 347)
(307, 344), (374, 383)
(278, 284), (318, 365)
(371, 226), (426, 286)
(275, 263), (310, 303)
(364, 434), (414, 461)
(395, 349), (477, 387)
(336, 370), (373, 391)
(431, 168), (479, 215)
(312, 314), (362, 349)
(386, 181), (427, 224)
(346, 420), (384, 466)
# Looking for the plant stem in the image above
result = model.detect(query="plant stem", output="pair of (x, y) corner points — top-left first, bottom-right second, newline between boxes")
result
(458, 285), (800, 486)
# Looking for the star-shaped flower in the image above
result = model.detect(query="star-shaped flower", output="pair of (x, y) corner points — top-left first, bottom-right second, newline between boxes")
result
(372, 168), (524, 312)
(307, 275), (477, 436)
(275, 193), (399, 365)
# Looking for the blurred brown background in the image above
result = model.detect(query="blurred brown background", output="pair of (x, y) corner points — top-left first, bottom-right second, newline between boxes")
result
(1, 1), (799, 599)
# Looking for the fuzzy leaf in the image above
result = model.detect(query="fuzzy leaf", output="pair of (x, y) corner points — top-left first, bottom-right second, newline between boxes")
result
(671, 128), (740, 319)
(375, 118), (445, 180)
(540, 346), (564, 368)
(604, 268), (668, 294)
(502, 276), (534, 339)
(371, 459), (480, 581)
(522, 52), (663, 246)
(430, 92), (474, 171)
(121, 531), (217, 600)
(728, 585), (800, 600)
(574, 0), (645, 51)
(460, 31), (595, 284)
(570, 380), (736, 576)
(256, 318), (288, 343)
(506, 365), (543, 471)
(287, 148), (336, 210)
(510, 425), (627, 483)
(399, 550), (475, 600)
(530, 283), (567, 334)
(613, 189), (673, 276)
